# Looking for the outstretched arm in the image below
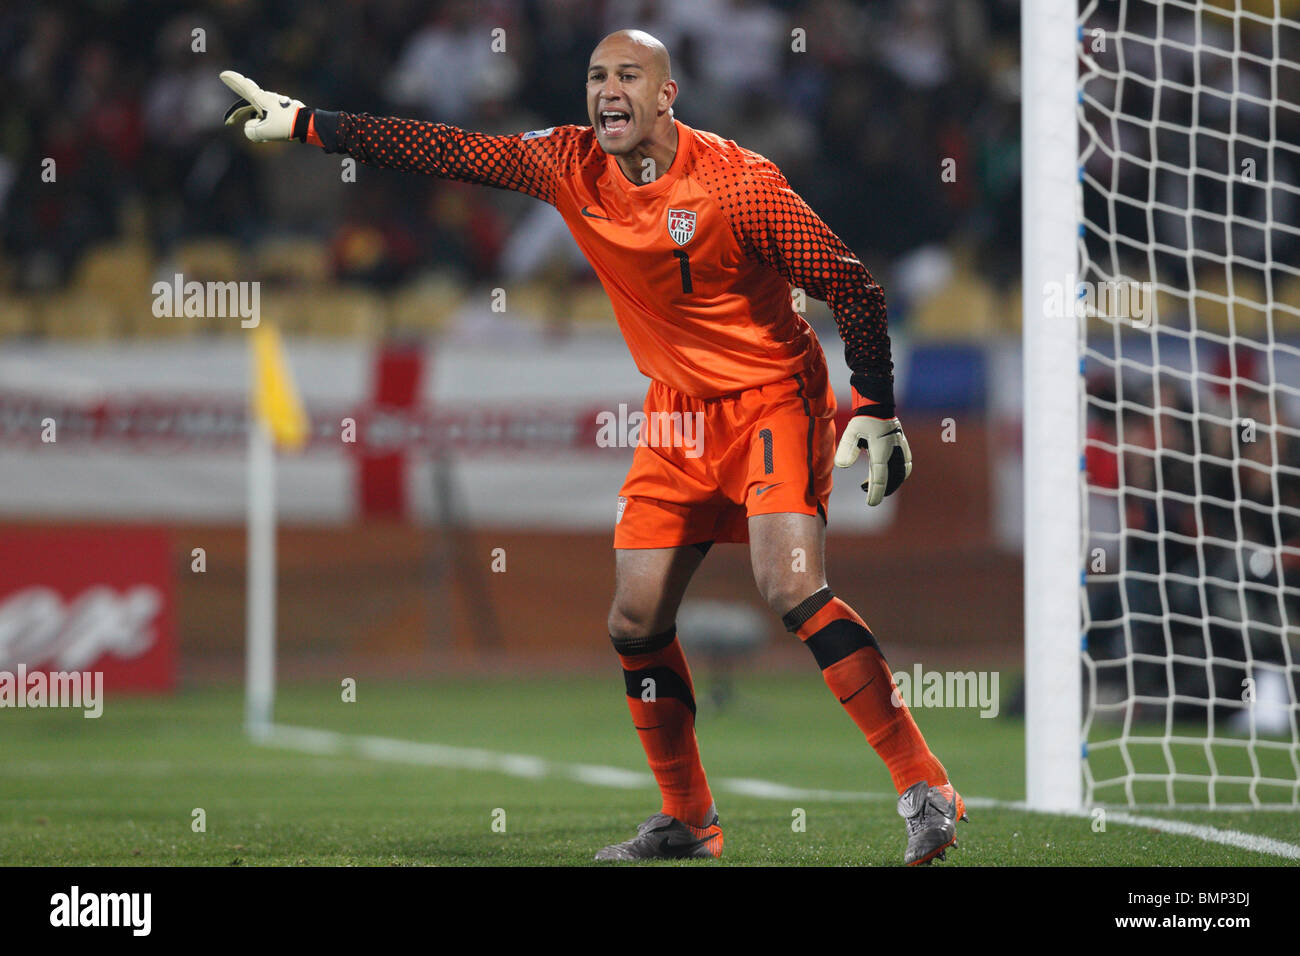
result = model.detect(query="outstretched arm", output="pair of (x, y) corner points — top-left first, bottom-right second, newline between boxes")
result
(311, 112), (563, 205)
(219, 70), (567, 205)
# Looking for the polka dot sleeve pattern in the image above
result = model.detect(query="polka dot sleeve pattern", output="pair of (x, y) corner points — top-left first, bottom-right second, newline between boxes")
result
(326, 112), (592, 206)
(708, 156), (895, 405)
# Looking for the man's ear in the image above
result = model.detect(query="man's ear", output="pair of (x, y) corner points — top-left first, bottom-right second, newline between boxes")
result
(659, 79), (678, 116)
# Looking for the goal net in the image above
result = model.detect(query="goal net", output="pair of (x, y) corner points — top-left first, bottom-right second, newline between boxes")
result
(1074, 0), (1300, 807)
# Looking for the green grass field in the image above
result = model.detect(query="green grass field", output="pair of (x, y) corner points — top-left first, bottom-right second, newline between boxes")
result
(2, 674), (1297, 866)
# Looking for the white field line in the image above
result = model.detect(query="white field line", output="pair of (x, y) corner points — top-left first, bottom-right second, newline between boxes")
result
(253, 723), (1300, 860)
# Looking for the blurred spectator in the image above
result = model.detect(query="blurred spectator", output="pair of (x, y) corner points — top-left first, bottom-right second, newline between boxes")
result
(876, 0), (953, 90)
(385, 1), (523, 124)
(0, 0), (1030, 293)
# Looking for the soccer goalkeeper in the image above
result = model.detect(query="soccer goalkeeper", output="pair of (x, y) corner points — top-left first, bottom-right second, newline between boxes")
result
(220, 28), (965, 865)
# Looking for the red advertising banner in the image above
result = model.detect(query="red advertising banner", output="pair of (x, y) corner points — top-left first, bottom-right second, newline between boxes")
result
(0, 527), (176, 691)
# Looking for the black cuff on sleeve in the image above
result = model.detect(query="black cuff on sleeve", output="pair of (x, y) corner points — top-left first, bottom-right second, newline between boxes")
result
(849, 373), (896, 419)
(292, 108), (311, 143)
(310, 109), (342, 151)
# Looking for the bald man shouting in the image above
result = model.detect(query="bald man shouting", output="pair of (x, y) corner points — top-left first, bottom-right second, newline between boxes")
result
(220, 29), (965, 866)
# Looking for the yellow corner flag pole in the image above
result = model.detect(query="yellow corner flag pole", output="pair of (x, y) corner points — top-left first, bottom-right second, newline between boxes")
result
(246, 323), (307, 737)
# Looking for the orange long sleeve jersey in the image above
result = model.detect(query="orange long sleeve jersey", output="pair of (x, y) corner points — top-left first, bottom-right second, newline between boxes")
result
(308, 110), (895, 410)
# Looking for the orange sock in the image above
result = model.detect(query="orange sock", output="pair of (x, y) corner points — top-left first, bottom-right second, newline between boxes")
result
(783, 587), (948, 794)
(613, 627), (715, 826)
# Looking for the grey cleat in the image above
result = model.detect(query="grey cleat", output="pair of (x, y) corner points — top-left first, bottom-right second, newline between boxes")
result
(897, 780), (967, 865)
(595, 807), (724, 861)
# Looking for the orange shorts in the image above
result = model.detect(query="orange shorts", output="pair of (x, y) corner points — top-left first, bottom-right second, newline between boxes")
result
(614, 352), (837, 549)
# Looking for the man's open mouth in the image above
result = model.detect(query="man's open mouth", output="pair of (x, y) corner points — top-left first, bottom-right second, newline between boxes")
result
(600, 109), (631, 136)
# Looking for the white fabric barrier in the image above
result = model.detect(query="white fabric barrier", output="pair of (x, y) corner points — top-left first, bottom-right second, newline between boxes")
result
(0, 337), (898, 531)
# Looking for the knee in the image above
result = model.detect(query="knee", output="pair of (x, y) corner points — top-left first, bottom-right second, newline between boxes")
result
(755, 571), (826, 622)
(607, 601), (663, 643)
(766, 586), (818, 622)
(607, 604), (680, 659)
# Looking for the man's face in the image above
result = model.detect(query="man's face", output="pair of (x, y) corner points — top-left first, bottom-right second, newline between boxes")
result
(586, 39), (663, 154)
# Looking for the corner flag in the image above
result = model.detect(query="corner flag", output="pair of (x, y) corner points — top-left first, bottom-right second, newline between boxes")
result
(245, 321), (305, 734)
(251, 323), (308, 450)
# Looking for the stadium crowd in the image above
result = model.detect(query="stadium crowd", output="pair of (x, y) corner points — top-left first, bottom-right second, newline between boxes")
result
(0, 0), (1022, 328)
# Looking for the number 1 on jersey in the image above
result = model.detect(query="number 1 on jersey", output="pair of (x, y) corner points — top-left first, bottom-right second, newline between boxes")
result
(672, 250), (693, 294)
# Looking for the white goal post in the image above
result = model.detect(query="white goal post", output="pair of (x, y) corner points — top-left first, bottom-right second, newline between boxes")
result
(1026, 0), (1300, 810)
(1023, 0), (1084, 812)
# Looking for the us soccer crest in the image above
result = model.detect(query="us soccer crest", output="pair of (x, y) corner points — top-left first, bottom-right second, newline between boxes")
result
(667, 208), (697, 245)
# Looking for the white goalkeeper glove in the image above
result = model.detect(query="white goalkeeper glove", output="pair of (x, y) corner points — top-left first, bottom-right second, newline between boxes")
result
(835, 411), (913, 507)
(220, 70), (307, 143)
